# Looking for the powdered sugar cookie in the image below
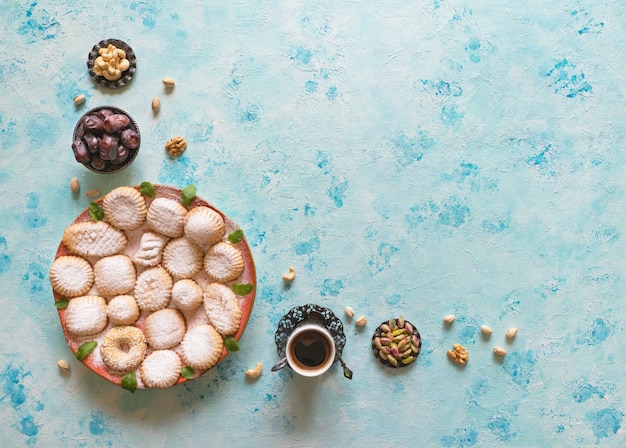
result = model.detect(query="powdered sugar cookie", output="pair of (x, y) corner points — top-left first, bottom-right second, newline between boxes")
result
(132, 231), (169, 267)
(203, 242), (244, 282)
(203, 282), (242, 336)
(53, 184), (256, 389)
(184, 206), (225, 246)
(144, 308), (186, 350)
(180, 324), (224, 371)
(62, 221), (127, 258)
(49, 255), (94, 297)
(64, 295), (108, 336)
(107, 295), (140, 325)
(146, 197), (187, 238)
(171, 279), (203, 311)
(140, 350), (182, 388)
(162, 237), (203, 279)
(102, 186), (147, 230)
(134, 266), (173, 312)
(94, 255), (136, 296)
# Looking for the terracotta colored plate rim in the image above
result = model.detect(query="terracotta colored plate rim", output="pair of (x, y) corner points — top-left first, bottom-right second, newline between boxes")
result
(52, 184), (256, 389)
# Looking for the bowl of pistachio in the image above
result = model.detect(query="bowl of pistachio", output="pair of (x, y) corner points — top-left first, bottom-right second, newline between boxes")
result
(71, 106), (141, 174)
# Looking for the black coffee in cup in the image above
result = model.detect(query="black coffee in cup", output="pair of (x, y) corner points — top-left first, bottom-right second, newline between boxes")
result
(289, 330), (332, 370)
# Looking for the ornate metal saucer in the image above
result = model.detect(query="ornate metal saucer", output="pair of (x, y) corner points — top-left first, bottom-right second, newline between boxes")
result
(271, 303), (352, 379)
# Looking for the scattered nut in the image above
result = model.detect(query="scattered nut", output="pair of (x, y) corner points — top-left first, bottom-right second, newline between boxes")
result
(165, 136), (187, 158)
(70, 177), (80, 193)
(282, 266), (295, 282)
(447, 343), (469, 365)
(245, 362), (263, 379)
(506, 327), (518, 339)
(162, 76), (175, 88)
(73, 94), (86, 106)
(480, 325), (493, 336)
(344, 306), (355, 318)
(493, 346), (507, 357)
(151, 97), (161, 112)
(355, 316), (368, 327)
(57, 359), (70, 371)
(85, 189), (100, 198)
(443, 314), (456, 325)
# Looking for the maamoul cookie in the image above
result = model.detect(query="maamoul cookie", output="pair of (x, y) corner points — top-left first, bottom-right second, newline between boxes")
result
(162, 237), (203, 279)
(64, 295), (108, 336)
(203, 283), (242, 336)
(180, 324), (224, 370)
(93, 255), (136, 296)
(183, 206), (225, 246)
(132, 231), (169, 267)
(146, 197), (187, 238)
(203, 242), (244, 282)
(171, 279), (203, 311)
(144, 308), (186, 350)
(102, 186), (147, 231)
(49, 255), (94, 297)
(107, 295), (140, 325)
(134, 266), (173, 312)
(140, 350), (182, 388)
(101, 326), (147, 372)
(62, 221), (127, 257)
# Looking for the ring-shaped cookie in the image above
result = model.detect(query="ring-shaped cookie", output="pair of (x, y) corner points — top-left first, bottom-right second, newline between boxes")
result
(101, 326), (147, 372)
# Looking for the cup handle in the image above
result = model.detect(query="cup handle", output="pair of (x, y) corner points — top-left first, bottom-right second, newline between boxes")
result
(271, 357), (289, 372)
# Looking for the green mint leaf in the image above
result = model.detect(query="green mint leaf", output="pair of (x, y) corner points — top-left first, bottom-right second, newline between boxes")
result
(232, 283), (254, 296)
(181, 366), (194, 379)
(224, 336), (240, 352)
(228, 229), (244, 244)
(140, 182), (156, 198)
(54, 298), (69, 309)
(121, 372), (137, 393)
(76, 341), (98, 361)
(89, 202), (104, 221)
(181, 184), (197, 207)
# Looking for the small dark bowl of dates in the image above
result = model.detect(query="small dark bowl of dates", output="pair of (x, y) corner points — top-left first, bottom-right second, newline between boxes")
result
(72, 106), (140, 174)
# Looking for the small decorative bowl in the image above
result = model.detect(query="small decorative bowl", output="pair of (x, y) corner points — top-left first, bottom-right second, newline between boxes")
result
(72, 106), (140, 174)
(87, 38), (137, 88)
(371, 317), (421, 368)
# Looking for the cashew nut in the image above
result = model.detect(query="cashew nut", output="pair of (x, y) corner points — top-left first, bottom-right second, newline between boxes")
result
(245, 362), (263, 379)
(282, 266), (295, 282)
(93, 44), (130, 81)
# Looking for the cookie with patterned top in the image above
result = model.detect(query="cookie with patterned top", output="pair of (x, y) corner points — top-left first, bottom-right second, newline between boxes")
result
(162, 237), (203, 279)
(184, 206), (226, 246)
(140, 350), (182, 388)
(94, 255), (136, 296)
(203, 282), (242, 336)
(180, 324), (224, 371)
(203, 242), (244, 282)
(134, 266), (173, 312)
(62, 221), (127, 258)
(64, 295), (108, 336)
(49, 255), (94, 297)
(102, 186), (147, 231)
(144, 308), (186, 350)
(146, 197), (187, 238)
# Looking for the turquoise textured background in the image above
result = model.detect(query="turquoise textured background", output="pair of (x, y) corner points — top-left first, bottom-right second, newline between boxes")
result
(1, 0), (626, 446)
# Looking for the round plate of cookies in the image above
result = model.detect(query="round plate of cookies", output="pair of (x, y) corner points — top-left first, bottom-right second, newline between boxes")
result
(49, 184), (256, 390)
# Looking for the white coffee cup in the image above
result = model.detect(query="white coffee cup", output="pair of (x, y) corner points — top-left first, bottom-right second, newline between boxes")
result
(285, 324), (336, 377)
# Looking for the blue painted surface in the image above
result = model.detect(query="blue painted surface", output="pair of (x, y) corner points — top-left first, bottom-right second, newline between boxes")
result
(1, 0), (626, 446)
